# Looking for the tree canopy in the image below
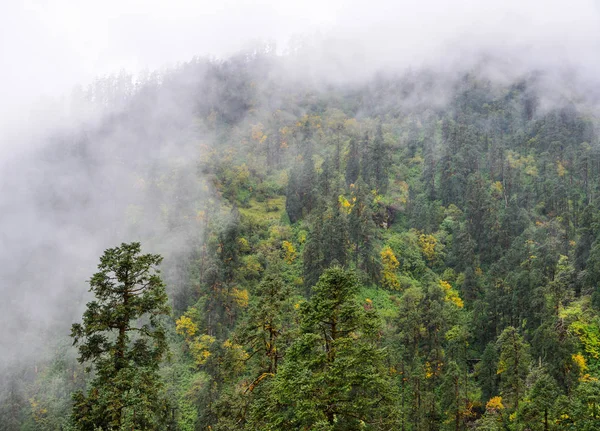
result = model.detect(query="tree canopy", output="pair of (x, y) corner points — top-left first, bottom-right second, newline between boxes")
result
(70, 242), (171, 430)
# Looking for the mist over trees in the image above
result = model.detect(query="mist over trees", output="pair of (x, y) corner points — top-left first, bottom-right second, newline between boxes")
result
(3, 43), (600, 430)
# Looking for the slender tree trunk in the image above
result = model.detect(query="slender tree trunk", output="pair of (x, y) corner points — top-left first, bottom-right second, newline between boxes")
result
(455, 375), (460, 431)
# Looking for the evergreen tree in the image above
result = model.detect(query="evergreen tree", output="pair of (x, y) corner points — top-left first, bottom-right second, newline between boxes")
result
(371, 124), (389, 194)
(360, 132), (373, 186)
(575, 205), (598, 279)
(303, 213), (326, 289)
(233, 270), (297, 430)
(570, 379), (600, 429)
(70, 242), (170, 430)
(517, 366), (559, 431)
(322, 197), (349, 268)
(478, 342), (499, 402)
(239, 270), (294, 376)
(268, 267), (397, 430)
(496, 326), (531, 410)
(285, 164), (304, 223)
(218, 207), (241, 283)
(348, 178), (380, 280)
(345, 137), (360, 186)
(285, 154), (316, 223)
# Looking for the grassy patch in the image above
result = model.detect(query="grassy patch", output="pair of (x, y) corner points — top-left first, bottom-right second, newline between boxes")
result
(238, 195), (286, 223)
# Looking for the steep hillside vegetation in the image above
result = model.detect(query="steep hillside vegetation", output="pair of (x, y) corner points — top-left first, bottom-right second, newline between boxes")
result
(3, 53), (600, 430)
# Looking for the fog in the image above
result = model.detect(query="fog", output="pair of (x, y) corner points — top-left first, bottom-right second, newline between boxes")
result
(1, 0), (600, 390)
(3, 1), (599, 118)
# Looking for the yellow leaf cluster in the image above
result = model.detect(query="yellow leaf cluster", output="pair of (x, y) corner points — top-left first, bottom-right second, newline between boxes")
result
(497, 360), (506, 375)
(486, 396), (504, 411)
(29, 397), (48, 423)
(380, 246), (400, 290)
(282, 240), (297, 264)
(419, 233), (437, 262)
(447, 292), (464, 308)
(189, 334), (216, 366)
(424, 361), (443, 379)
(238, 237), (251, 253)
(297, 230), (307, 244)
(177, 313), (218, 366)
(344, 118), (359, 130)
(425, 361), (434, 378)
(506, 151), (538, 176)
(580, 374), (598, 382)
(440, 280), (464, 308)
(525, 165), (539, 177)
(557, 161), (567, 177)
(176, 315), (198, 339)
(440, 280), (452, 291)
(231, 288), (249, 308)
(338, 194), (354, 214)
(223, 339), (250, 364)
(491, 181), (503, 194)
(572, 353), (587, 375)
(409, 155), (424, 165)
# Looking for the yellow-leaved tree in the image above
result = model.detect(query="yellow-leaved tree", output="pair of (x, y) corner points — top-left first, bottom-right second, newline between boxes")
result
(176, 312), (216, 366)
(380, 245), (400, 290)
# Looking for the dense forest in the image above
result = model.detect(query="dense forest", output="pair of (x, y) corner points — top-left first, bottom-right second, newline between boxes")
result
(3, 50), (600, 430)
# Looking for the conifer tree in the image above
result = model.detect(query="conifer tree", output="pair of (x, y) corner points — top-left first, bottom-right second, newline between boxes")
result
(371, 123), (389, 194)
(496, 326), (531, 410)
(70, 242), (170, 430)
(517, 366), (559, 431)
(345, 137), (360, 186)
(349, 178), (380, 280)
(285, 165), (303, 223)
(239, 270), (294, 376)
(268, 267), (397, 430)
(303, 213), (325, 289)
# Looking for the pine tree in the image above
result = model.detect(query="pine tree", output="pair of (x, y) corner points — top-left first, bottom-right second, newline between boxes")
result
(477, 342), (499, 402)
(371, 123), (389, 194)
(303, 213), (325, 290)
(285, 154), (316, 223)
(322, 196), (349, 268)
(517, 366), (559, 431)
(70, 242), (170, 430)
(496, 326), (531, 410)
(240, 270), (297, 430)
(239, 270), (294, 376)
(267, 267), (397, 430)
(285, 164), (303, 223)
(348, 178), (380, 280)
(345, 137), (360, 186)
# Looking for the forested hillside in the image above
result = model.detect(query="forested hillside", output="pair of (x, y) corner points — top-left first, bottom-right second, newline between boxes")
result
(3, 51), (600, 430)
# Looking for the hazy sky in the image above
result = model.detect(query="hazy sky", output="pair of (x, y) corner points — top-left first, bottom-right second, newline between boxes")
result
(2, 1), (599, 104)
(0, 0), (600, 162)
